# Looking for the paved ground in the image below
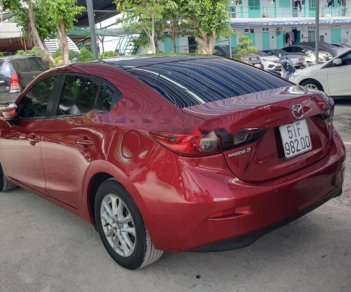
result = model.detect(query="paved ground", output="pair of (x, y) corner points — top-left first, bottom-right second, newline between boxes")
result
(0, 103), (350, 292)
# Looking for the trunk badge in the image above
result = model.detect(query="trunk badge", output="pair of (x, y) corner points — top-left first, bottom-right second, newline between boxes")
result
(292, 104), (304, 119)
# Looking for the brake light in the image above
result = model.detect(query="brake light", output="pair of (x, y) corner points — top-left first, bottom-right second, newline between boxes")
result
(150, 128), (265, 156)
(9, 74), (20, 93)
(150, 131), (220, 156)
(317, 98), (334, 120)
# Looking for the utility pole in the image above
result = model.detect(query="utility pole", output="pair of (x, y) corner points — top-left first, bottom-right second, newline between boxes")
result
(86, 0), (98, 59)
(315, 0), (320, 64)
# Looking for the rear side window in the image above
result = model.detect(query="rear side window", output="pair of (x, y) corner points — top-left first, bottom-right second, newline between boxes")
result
(57, 75), (120, 116)
(27, 58), (49, 71)
(128, 58), (289, 108)
(11, 60), (30, 72)
(17, 77), (56, 118)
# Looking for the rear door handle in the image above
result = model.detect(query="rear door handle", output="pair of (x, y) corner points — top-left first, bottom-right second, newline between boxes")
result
(76, 136), (94, 146)
(27, 133), (40, 145)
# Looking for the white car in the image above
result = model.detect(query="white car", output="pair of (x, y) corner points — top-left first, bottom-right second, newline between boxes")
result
(290, 49), (351, 98)
(256, 51), (282, 72)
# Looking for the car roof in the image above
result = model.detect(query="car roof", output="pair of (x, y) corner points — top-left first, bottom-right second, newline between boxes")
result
(0, 55), (41, 62)
(102, 55), (218, 69)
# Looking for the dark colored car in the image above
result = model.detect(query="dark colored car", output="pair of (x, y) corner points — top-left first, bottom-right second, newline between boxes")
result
(0, 56), (345, 270)
(331, 43), (351, 49)
(299, 41), (345, 57)
(0, 55), (49, 102)
(282, 44), (333, 63)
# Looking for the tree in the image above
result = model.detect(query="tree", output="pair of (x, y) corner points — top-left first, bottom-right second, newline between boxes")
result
(161, 1), (190, 53)
(233, 35), (257, 61)
(2, 0), (55, 64)
(114, 0), (175, 54)
(41, 0), (84, 64)
(184, 0), (232, 55)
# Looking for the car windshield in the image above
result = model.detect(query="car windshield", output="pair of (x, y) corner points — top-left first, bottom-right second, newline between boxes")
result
(126, 58), (290, 108)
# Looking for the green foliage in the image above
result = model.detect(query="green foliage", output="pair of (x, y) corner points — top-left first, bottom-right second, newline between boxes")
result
(15, 47), (43, 57)
(185, 0), (232, 38)
(233, 35), (258, 61)
(2, 0), (56, 40)
(100, 51), (119, 59)
(54, 55), (64, 67)
(69, 50), (80, 61)
(53, 47), (80, 61)
(0, 52), (4, 57)
(40, 0), (85, 33)
(114, 0), (177, 53)
(114, 0), (231, 54)
(78, 48), (93, 62)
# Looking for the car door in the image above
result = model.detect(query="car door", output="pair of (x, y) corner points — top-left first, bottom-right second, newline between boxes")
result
(0, 76), (59, 193)
(40, 74), (121, 208)
(325, 51), (351, 97)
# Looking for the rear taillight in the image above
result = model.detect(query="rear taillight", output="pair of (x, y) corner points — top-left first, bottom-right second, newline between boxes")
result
(150, 131), (220, 157)
(150, 128), (265, 157)
(317, 98), (334, 120)
(9, 74), (20, 93)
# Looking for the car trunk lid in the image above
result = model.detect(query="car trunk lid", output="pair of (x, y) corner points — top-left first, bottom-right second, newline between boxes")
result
(182, 86), (333, 182)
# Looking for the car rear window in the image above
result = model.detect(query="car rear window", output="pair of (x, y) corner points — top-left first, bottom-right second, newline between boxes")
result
(128, 58), (290, 108)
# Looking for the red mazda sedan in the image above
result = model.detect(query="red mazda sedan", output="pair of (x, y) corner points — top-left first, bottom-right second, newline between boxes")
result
(0, 56), (345, 270)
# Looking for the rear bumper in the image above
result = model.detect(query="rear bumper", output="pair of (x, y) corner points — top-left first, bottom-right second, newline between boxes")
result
(193, 187), (342, 252)
(143, 131), (346, 252)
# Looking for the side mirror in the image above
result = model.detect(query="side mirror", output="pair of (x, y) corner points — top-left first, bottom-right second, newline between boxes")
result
(0, 103), (17, 120)
(332, 58), (342, 66)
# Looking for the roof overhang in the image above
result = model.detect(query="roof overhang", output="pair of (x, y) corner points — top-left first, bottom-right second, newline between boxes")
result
(76, 0), (118, 26)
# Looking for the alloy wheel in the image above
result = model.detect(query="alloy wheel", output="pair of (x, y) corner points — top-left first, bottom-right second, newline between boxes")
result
(304, 83), (319, 91)
(100, 194), (136, 257)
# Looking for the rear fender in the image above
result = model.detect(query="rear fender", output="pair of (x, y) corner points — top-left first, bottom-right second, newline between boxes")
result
(81, 160), (151, 229)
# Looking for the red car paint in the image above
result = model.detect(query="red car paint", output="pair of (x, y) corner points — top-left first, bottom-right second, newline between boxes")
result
(0, 59), (345, 252)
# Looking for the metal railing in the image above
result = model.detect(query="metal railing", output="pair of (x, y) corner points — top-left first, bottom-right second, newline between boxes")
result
(229, 5), (350, 18)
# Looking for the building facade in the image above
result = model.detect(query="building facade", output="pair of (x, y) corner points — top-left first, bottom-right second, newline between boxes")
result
(148, 0), (351, 55)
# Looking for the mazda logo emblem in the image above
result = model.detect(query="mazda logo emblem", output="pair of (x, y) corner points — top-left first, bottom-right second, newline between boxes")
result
(292, 104), (304, 119)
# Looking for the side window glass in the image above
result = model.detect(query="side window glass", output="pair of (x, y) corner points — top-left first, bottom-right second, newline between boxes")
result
(57, 76), (120, 116)
(341, 52), (351, 65)
(96, 83), (120, 113)
(58, 76), (98, 116)
(17, 77), (55, 118)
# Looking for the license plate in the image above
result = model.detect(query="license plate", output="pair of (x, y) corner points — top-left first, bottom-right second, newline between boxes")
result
(279, 119), (312, 159)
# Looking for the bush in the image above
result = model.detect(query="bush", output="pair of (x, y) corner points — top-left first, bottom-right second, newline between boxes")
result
(16, 47), (42, 57)
(233, 35), (257, 61)
(54, 55), (64, 66)
(78, 48), (94, 62)
(100, 51), (119, 59)
(53, 47), (81, 62)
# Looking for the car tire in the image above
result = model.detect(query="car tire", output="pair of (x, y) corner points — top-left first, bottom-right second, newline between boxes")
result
(0, 165), (17, 192)
(300, 79), (324, 92)
(94, 179), (163, 270)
